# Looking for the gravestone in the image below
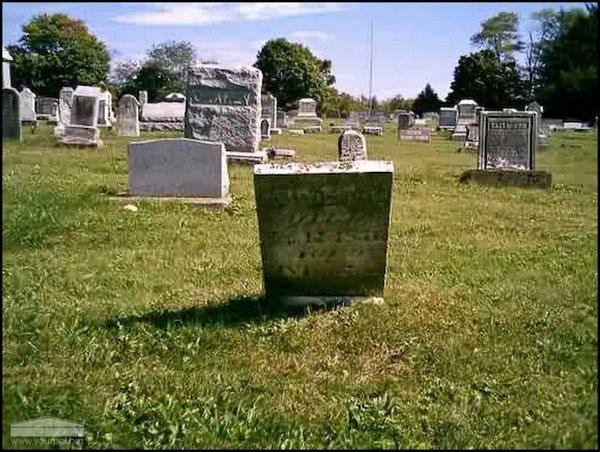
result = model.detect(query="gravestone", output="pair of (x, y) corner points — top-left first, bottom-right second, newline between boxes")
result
(139, 90), (148, 106)
(362, 126), (383, 136)
(141, 102), (185, 122)
(276, 109), (287, 128)
(60, 85), (101, 146)
(297, 98), (317, 117)
(54, 87), (74, 136)
(253, 160), (394, 306)
(525, 101), (548, 146)
(35, 96), (58, 120)
(439, 107), (457, 130)
(451, 99), (478, 140)
(338, 130), (367, 161)
(288, 129), (304, 136)
(3, 46), (12, 88)
(399, 129), (431, 142)
(128, 138), (230, 200)
(260, 118), (270, 139)
(19, 87), (37, 123)
(397, 112), (412, 130)
(3, 87), (21, 141)
(261, 93), (277, 129)
(478, 111), (536, 170)
(460, 111), (551, 188)
(116, 94), (140, 137)
(184, 65), (262, 153)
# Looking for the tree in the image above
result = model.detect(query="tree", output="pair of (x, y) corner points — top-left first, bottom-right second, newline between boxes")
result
(134, 62), (177, 102)
(536, 3), (597, 119)
(146, 40), (196, 93)
(522, 9), (561, 100)
(254, 38), (335, 111)
(412, 83), (442, 116)
(6, 13), (110, 96)
(470, 12), (523, 61)
(446, 50), (526, 108)
(110, 40), (197, 100)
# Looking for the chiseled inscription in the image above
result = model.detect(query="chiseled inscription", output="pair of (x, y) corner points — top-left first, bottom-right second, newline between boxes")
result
(191, 86), (251, 106)
(485, 117), (532, 169)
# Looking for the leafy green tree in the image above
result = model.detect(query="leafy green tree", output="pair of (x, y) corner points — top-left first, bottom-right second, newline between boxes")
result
(254, 38), (335, 111)
(446, 50), (526, 109)
(470, 12), (523, 61)
(536, 3), (597, 119)
(6, 13), (110, 96)
(146, 40), (196, 93)
(134, 62), (177, 102)
(412, 83), (442, 116)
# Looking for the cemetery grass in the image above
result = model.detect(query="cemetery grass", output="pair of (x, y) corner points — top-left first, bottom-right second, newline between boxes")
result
(2, 124), (597, 449)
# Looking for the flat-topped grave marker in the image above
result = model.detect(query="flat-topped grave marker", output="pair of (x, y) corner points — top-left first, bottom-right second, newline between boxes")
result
(254, 160), (394, 306)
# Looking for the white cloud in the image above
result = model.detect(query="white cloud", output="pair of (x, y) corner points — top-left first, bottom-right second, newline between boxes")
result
(113, 3), (346, 26)
(289, 31), (333, 41)
(191, 39), (266, 68)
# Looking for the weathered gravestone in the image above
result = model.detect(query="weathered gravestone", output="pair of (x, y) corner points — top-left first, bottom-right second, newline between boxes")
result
(35, 96), (58, 119)
(19, 87), (37, 123)
(254, 160), (394, 306)
(397, 111), (412, 130)
(261, 93), (277, 128)
(452, 99), (478, 140)
(260, 118), (270, 139)
(54, 87), (74, 136)
(3, 87), (21, 141)
(184, 65), (262, 153)
(338, 130), (367, 161)
(60, 85), (102, 147)
(116, 94), (140, 137)
(460, 111), (551, 188)
(525, 101), (548, 147)
(139, 90), (148, 106)
(439, 107), (457, 130)
(127, 138), (230, 205)
(97, 90), (114, 128)
(297, 98), (317, 117)
(276, 109), (287, 128)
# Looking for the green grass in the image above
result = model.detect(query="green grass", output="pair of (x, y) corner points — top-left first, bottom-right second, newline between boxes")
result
(2, 123), (597, 449)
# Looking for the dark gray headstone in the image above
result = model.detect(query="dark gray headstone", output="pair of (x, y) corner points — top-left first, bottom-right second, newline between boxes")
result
(260, 118), (270, 139)
(478, 111), (537, 170)
(3, 87), (21, 140)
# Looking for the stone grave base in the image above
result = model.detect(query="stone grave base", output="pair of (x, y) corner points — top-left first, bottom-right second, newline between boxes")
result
(226, 150), (268, 164)
(303, 126), (322, 134)
(288, 129), (305, 136)
(140, 122), (184, 131)
(363, 126), (384, 136)
(60, 125), (102, 146)
(111, 193), (232, 211)
(278, 295), (384, 308)
(400, 134), (430, 142)
(330, 125), (352, 133)
(459, 169), (552, 189)
(264, 147), (296, 159)
(270, 128), (282, 135)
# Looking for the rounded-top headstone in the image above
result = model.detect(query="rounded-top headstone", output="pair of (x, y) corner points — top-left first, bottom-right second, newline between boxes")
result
(338, 129), (367, 161)
(3, 86), (21, 141)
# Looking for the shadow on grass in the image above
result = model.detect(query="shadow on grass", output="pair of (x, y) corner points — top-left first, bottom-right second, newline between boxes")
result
(102, 294), (337, 330)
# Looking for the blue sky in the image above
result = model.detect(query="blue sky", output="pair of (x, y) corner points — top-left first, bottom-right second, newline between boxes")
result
(2, 2), (587, 99)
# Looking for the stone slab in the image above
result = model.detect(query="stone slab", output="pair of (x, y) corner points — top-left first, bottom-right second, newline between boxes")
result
(226, 150), (268, 164)
(184, 65), (262, 152)
(459, 169), (551, 189)
(128, 138), (229, 197)
(288, 129), (304, 136)
(253, 160), (393, 304)
(59, 125), (101, 147)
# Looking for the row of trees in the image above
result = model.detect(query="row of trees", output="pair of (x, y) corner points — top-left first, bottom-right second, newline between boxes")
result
(445, 4), (597, 119)
(6, 5), (597, 120)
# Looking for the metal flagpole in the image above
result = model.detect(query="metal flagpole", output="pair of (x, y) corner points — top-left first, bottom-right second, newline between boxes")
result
(368, 21), (373, 115)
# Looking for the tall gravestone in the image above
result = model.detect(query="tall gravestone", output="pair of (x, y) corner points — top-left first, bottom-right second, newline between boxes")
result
(128, 138), (230, 201)
(19, 87), (37, 123)
(397, 112), (412, 132)
(184, 65), (262, 153)
(60, 85), (101, 147)
(253, 160), (394, 306)
(3, 87), (21, 141)
(276, 109), (287, 128)
(338, 130), (367, 161)
(117, 94), (140, 137)
(54, 87), (74, 136)
(139, 90), (148, 106)
(451, 99), (478, 140)
(261, 93), (277, 128)
(460, 111), (551, 188)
